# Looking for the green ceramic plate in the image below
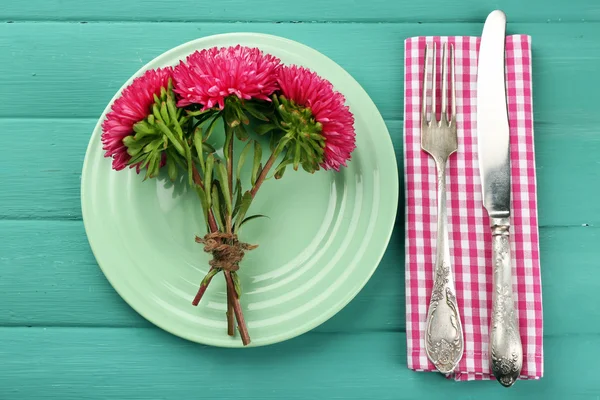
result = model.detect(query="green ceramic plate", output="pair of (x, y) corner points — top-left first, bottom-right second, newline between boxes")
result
(81, 33), (398, 347)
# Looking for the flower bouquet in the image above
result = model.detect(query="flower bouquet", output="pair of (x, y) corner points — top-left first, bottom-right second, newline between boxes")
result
(100, 45), (356, 345)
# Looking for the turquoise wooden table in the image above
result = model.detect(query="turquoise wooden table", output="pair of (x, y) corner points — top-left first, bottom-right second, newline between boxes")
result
(1, 1), (599, 398)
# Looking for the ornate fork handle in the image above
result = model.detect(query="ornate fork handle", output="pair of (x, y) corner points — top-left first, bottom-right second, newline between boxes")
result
(489, 218), (523, 387)
(424, 159), (464, 374)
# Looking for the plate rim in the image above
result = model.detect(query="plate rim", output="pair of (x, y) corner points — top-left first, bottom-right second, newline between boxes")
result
(81, 32), (399, 347)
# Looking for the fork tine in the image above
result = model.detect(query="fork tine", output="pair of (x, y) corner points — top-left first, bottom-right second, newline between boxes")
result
(431, 42), (437, 123)
(422, 43), (429, 123)
(451, 44), (456, 124)
(441, 42), (448, 123)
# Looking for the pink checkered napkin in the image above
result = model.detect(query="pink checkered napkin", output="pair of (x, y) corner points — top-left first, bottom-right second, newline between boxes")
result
(403, 36), (543, 381)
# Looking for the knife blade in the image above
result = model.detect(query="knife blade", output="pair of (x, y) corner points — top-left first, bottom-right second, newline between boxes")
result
(476, 10), (523, 387)
(477, 10), (511, 219)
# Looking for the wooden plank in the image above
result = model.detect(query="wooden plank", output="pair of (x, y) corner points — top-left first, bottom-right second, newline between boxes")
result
(1, 118), (598, 226)
(3, 0), (598, 22)
(0, 327), (597, 399)
(1, 119), (86, 220)
(0, 219), (596, 337)
(0, 22), (598, 124)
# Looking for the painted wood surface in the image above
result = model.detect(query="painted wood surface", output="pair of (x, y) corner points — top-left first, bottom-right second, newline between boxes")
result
(2, 329), (599, 399)
(0, 1), (598, 398)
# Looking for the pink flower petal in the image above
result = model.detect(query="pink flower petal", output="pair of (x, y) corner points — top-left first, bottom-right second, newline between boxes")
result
(173, 46), (281, 110)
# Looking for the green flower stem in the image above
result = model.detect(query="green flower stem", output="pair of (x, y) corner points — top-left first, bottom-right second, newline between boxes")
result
(191, 113), (258, 345)
(227, 132), (234, 204)
(224, 124), (235, 234)
(190, 161), (221, 308)
(227, 287), (235, 336)
(250, 140), (286, 199)
(192, 275), (212, 306)
(191, 162), (219, 233)
(224, 270), (250, 345)
(225, 122), (235, 333)
(192, 283), (209, 306)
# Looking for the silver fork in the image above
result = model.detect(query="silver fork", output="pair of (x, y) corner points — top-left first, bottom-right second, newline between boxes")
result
(421, 42), (464, 374)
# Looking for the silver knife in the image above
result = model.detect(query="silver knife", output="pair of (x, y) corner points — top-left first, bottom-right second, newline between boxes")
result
(477, 10), (523, 387)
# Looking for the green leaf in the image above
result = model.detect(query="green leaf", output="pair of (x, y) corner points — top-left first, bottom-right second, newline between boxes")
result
(195, 186), (210, 230)
(232, 271), (242, 298)
(215, 180), (228, 226)
(272, 94), (280, 107)
(205, 154), (215, 203)
(202, 268), (219, 286)
(186, 108), (213, 117)
(216, 161), (232, 214)
(193, 127), (205, 174)
(275, 168), (286, 180)
(308, 138), (325, 155)
(126, 145), (142, 157)
(239, 214), (269, 229)
(193, 112), (216, 130)
(140, 154), (151, 171)
(237, 106), (250, 125)
(152, 103), (163, 122)
(151, 154), (161, 178)
(160, 102), (170, 124)
(202, 143), (216, 153)
(211, 184), (224, 231)
(309, 132), (325, 142)
(302, 161), (315, 173)
(243, 103), (269, 121)
(167, 154), (178, 181)
(156, 120), (185, 156)
(132, 120), (156, 136)
(143, 138), (163, 154)
(293, 140), (301, 171)
(144, 152), (159, 180)
(143, 156), (153, 180)
(166, 147), (187, 171)
(160, 86), (167, 100)
(167, 97), (181, 130)
(237, 140), (253, 178)
(178, 115), (187, 127)
(233, 179), (243, 218)
(299, 140), (316, 161)
(233, 124), (249, 141)
(273, 136), (291, 158)
(233, 191), (253, 233)
(204, 115), (220, 142)
(251, 141), (262, 186)
(172, 118), (185, 139)
(255, 123), (277, 136)
(123, 135), (152, 150)
(274, 159), (292, 180)
(182, 137), (194, 187)
(127, 151), (148, 166)
(224, 105), (240, 128)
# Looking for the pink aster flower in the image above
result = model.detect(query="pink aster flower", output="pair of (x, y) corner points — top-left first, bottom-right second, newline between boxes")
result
(173, 45), (281, 109)
(277, 65), (356, 171)
(101, 67), (172, 171)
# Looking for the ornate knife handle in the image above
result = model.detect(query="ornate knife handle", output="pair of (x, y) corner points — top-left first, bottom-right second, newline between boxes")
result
(489, 217), (523, 387)
(425, 161), (464, 374)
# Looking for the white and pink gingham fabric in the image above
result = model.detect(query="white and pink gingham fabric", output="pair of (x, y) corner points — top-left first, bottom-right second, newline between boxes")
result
(403, 35), (543, 381)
